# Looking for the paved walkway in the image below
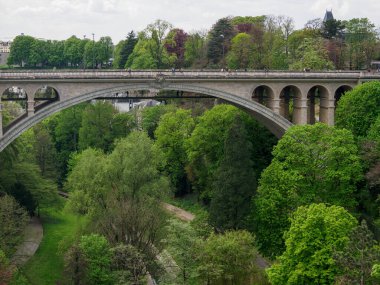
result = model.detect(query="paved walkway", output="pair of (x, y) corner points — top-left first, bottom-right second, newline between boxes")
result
(11, 216), (43, 267)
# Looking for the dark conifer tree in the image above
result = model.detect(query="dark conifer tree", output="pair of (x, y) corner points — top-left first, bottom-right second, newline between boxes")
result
(209, 115), (256, 231)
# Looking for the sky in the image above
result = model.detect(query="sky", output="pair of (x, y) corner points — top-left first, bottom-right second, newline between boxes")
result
(1, 0), (379, 43)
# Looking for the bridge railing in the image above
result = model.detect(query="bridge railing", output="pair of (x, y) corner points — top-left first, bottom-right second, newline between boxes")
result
(0, 69), (372, 79)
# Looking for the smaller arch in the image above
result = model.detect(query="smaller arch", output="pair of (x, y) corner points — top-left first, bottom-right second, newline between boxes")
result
(307, 85), (329, 124)
(279, 85), (302, 122)
(252, 85), (274, 108)
(1, 86), (28, 134)
(334, 85), (352, 108)
(34, 86), (60, 113)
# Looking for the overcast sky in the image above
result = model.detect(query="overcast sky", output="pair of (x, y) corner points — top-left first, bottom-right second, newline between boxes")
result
(1, 0), (379, 43)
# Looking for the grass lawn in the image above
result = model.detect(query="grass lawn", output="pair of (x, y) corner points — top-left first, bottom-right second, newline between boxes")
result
(21, 200), (86, 285)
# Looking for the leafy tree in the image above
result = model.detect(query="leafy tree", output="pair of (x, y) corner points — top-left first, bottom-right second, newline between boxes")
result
(96, 36), (113, 67)
(64, 35), (85, 67)
(289, 38), (334, 70)
(111, 244), (147, 285)
(226, 33), (254, 69)
(164, 219), (199, 284)
(155, 109), (195, 195)
(79, 234), (113, 285)
(0, 195), (29, 256)
(141, 104), (177, 139)
(196, 230), (257, 284)
(207, 17), (234, 66)
(209, 115), (256, 231)
(110, 112), (136, 140)
(65, 148), (107, 215)
(64, 244), (87, 285)
(164, 29), (188, 68)
(184, 31), (207, 67)
(267, 203), (357, 285)
(335, 220), (380, 285)
(7, 35), (35, 66)
(253, 124), (362, 257)
(113, 31), (137, 69)
(78, 101), (115, 152)
(322, 19), (345, 39)
(336, 81), (380, 138)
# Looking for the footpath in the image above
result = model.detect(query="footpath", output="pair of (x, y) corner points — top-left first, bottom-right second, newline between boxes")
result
(11, 217), (43, 267)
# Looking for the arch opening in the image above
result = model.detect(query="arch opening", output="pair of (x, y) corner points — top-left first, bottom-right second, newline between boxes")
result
(335, 85), (352, 108)
(279, 85), (302, 123)
(307, 85), (329, 124)
(1, 87), (28, 133)
(252, 85), (274, 108)
(34, 86), (60, 113)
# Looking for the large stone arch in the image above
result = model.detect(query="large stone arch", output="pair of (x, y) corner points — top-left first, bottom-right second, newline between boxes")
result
(0, 83), (293, 152)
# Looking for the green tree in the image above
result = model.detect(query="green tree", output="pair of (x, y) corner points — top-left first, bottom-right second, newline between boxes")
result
(184, 31), (207, 67)
(110, 112), (136, 140)
(226, 33), (254, 69)
(113, 31), (138, 69)
(253, 124), (362, 257)
(79, 234), (113, 285)
(64, 35), (85, 67)
(268, 204), (357, 285)
(207, 17), (235, 66)
(209, 115), (256, 231)
(336, 81), (380, 138)
(141, 104), (177, 139)
(289, 38), (334, 70)
(0, 195), (29, 256)
(96, 36), (113, 67)
(7, 35), (35, 67)
(78, 101), (115, 152)
(196, 230), (257, 284)
(335, 220), (380, 285)
(155, 109), (195, 195)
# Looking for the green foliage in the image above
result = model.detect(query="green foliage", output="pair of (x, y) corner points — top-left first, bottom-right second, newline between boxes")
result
(155, 109), (195, 195)
(226, 33), (254, 69)
(7, 35), (35, 66)
(113, 31), (138, 69)
(141, 104), (177, 139)
(289, 38), (334, 70)
(335, 220), (380, 285)
(184, 32), (207, 67)
(0, 195), (29, 256)
(110, 112), (136, 140)
(267, 203), (357, 285)
(78, 101), (115, 152)
(209, 115), (256, 231)
(79, 234), (113, 285)
(253, 124), (362, 257)
(207, 17), (235, 65)
(336, 81), (380, 138)
(196, 230), (257, 284)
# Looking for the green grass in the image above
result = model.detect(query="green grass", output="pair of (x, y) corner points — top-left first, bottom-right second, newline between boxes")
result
(167, 193), (207, 216)
(21, 200), (86, 285)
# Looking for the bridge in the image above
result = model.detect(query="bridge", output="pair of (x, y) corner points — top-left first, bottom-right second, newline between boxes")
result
(0, 70), (379, 151)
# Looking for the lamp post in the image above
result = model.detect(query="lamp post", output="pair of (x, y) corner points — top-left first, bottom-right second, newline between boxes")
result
(220, 34), (225, 69)
(92, 33), (95, 69)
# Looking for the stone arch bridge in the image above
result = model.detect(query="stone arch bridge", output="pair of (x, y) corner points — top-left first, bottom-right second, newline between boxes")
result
(0, 70), (379, 152)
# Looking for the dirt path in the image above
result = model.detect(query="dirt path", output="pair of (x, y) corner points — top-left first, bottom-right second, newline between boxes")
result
(162, 202), (195, 222)
(11, 216), (43, 267)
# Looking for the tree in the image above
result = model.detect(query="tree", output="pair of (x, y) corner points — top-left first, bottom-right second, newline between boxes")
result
(64, 35), (84, 67)
(113, 31), (137, 69)
(322, 19), (345, 39)
(78, 101), (115, 152)
(226, 33), (254, 69)
(164, 219), (200, 284)
(196, 230), (257, 284)
(155, 109), (195, 195)
(141, 104), (177, 139)
(267, 203), (357, 285)
(253, 124), (362, 257)
(96, 36), (113, 67)
(336, 81), (380, 138)
(289, 38), (334, 70)
(79, 234), (113, 285)
(207, 17), (234, 65)
(209, 115), (256, 231)
(0, 250), (13, 284)
(0, 195), (29, 256)
(184, 31), (207, 67)
(164, 29), (188, 68)
(335, 220), (380, 285)
(110, 112), (136, 140)
(7, 35), (35, 66)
